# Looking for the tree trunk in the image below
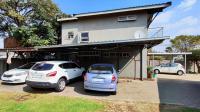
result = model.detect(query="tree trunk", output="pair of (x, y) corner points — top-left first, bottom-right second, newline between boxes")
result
(196, 61), (200, 73)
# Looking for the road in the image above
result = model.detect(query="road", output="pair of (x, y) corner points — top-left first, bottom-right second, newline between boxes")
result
(158, 77), (200, 108)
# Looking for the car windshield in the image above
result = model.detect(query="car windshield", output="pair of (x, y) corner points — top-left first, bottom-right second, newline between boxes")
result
(32, 63), (54, 71)
(88, 65), (113, 74)
(17, 63), (35, 69)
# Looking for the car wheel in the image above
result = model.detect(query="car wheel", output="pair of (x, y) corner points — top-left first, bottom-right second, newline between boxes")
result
(55, 78), (66, 92)
(154, 69), (160, 74)
(177, 70), (184, 75)
(111, 91), (117, 95)
(84, 89), (89, 92)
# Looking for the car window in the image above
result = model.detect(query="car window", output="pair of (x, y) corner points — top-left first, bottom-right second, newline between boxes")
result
(88, 65), (113, 74)
(170, 63), (177, 67)
(32, 63), (54, 71)
(59, 63), (79, 69)
(18, 62), (35, 69)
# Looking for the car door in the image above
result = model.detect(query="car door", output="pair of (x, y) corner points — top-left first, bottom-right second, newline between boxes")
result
(169, 63), (178, 73)
(160, 64), (168, 73)
(70, 63), (82, 78)
(60, 63), (77, 79)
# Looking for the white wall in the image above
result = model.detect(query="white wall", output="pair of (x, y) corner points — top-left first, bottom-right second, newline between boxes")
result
(62, 12), (148, 45)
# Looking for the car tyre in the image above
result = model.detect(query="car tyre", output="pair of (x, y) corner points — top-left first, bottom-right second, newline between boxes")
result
(111, 91), (117, 95)
(55, 78), (66, 92)
(154, 69), (160, 74)
(84, 89), (89, 92)
(177, 70), (184, 76)
(29, 86), (41, 90)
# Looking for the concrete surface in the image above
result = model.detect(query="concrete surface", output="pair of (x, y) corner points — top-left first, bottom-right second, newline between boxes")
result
(1, 73), (200, 108)
(0, 79), (160, 103)
(158, 74), (200, 108)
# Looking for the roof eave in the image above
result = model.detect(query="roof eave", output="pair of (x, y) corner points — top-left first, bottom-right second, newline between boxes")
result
(58, 2), (171, 22)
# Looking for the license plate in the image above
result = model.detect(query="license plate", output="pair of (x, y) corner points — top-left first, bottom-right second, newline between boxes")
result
(32, 75), (42, 78)
(92, 78), (104, 83)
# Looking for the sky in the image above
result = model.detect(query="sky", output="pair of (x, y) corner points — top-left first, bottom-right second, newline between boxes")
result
(1, 0), (200, 52)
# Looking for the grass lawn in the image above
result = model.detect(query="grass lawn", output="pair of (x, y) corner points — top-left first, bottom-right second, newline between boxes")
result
(0, 92), (104, 112)
(0, 92), (200, 112)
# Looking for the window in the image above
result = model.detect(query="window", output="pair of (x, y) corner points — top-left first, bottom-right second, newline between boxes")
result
(161, 63), (170, 67)
(68, 32), (74, 39)
(88, 65), (113, 74)
(32, 63), (54, 71)
(118, 16), (127, 22)
(170, 63), (178, 67)
(127, 15), (137, 20)
(118, 15), (137, 22)
(81, 32), (89, 42)
(59, 63), (79, 69)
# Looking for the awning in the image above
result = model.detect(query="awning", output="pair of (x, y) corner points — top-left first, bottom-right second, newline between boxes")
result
(0, 37), (168, 52)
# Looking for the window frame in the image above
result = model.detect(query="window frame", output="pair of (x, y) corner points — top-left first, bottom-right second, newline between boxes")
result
(81, 32), (89, 42)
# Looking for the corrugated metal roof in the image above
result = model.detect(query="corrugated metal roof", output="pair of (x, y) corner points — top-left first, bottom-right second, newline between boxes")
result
(0, 37), (169, 52)
(35, 37), (169, 49)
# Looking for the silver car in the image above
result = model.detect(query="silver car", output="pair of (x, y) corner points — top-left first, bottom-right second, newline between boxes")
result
(84, 64), (118, 95)
(154, 63), (185, 75)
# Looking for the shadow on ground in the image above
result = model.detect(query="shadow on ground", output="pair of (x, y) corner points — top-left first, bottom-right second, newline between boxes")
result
(68, 80), (113, 96)
(1, 82), (25, 86)
(22, 86), (55, 94)
(22, 79), (112, 96)
(158, 78), (200, 109)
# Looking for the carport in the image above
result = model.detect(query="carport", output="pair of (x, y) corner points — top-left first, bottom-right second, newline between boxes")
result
(0, 37), (167, 79)
(148, 52), (192, 72)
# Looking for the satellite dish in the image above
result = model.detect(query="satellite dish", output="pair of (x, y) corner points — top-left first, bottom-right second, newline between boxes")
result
(134, 31), (145, 39)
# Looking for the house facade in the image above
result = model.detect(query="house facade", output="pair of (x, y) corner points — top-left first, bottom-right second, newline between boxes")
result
(55, 2), (171, 79)
(0, 2), (171, 79)
(61, 12), (148, 45)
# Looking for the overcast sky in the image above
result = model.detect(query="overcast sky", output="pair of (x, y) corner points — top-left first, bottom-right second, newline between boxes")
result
(1, 0), (200, 52)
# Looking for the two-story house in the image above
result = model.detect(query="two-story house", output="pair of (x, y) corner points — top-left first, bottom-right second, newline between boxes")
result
(38, 2), (171, 80)
(49, 2), (172, 80)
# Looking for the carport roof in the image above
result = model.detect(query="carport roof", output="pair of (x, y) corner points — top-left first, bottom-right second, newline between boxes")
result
(35, 37), (168, 50)
(0, 37), (168, 52)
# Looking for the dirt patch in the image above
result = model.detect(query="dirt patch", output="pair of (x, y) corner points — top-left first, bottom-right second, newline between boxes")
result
(10, 94), (37, 102)
(102, 101), (200, 112)
(102, 101), (160, 112)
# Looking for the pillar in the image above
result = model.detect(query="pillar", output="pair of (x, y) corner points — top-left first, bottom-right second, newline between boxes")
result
(141, 45), (147, 80)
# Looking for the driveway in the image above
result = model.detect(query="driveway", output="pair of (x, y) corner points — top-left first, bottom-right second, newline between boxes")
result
(158, 74), (200, 108)
(0, 79), (160, 103)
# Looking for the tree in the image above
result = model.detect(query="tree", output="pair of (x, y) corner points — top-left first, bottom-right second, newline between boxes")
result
(170, 35), (200, 52)
(165, 46), (173, 53)
(0, 0), (68, 46)
(188, 49), (200, 73)
(169, 35), (200, 73)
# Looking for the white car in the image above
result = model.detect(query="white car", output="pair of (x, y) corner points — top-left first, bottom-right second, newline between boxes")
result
(153, 63), (185, 75)
(1, 62), (35, 83)
(26, 61), (85, 92)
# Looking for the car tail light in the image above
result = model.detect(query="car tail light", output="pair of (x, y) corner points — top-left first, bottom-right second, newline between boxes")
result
(84, 73), (87, 81)
(47, 71), (57, 77)
(111, 75), (116, 83)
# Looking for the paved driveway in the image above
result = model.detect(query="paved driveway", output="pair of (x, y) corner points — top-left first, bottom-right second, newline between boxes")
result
(0, 79), (159, 103)
(158, 74), (200, 108)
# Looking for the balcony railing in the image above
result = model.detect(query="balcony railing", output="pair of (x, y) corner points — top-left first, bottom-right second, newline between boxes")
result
(148, 27), (164, 38)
